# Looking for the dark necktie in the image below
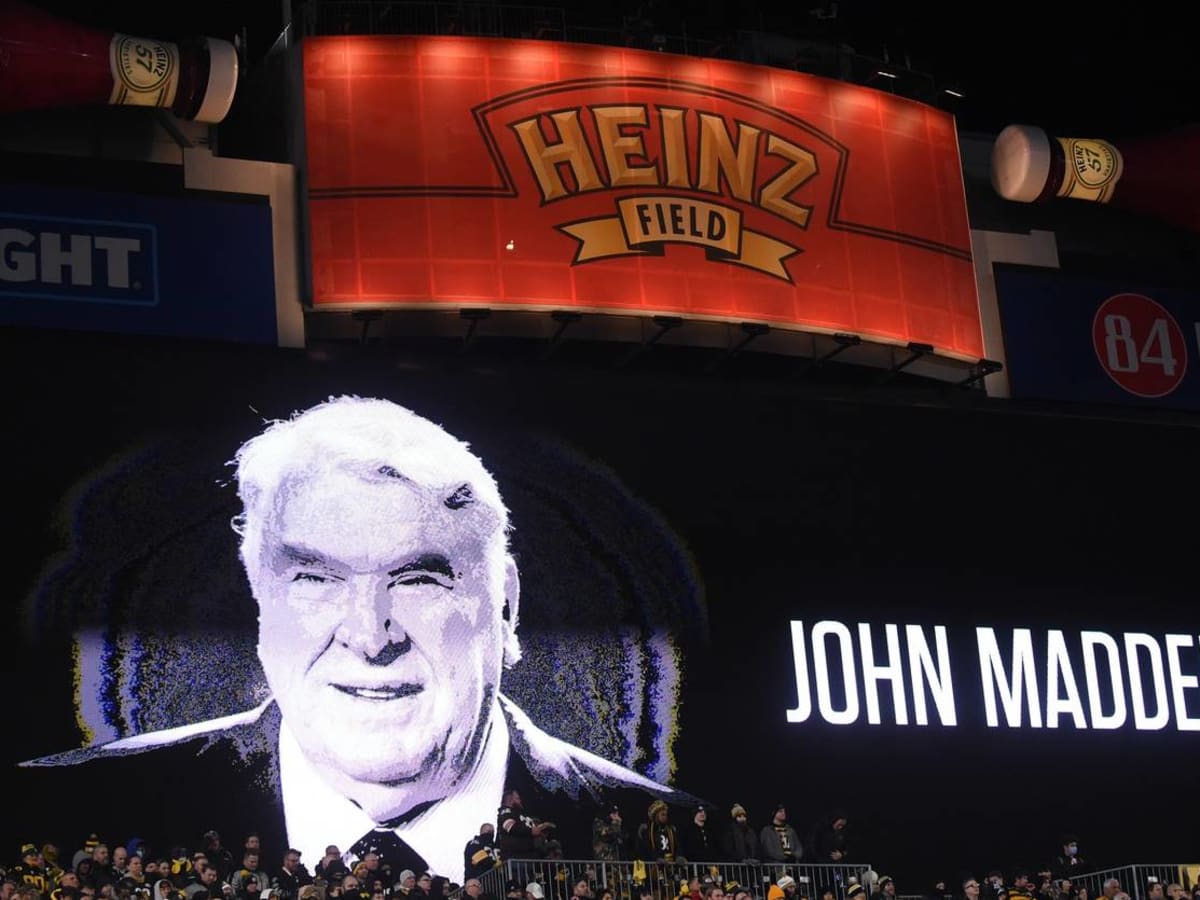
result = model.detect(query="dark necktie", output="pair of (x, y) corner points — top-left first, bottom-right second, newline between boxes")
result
(350, 829), (428, 877)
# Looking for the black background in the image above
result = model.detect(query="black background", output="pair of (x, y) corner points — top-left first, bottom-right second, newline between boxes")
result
(4, 327), (1200, 886)
(23, 0), (1200, 136)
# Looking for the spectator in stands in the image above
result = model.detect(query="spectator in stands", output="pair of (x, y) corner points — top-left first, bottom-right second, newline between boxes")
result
(44, 846), (66, 885)
(811, 812), (850, 863)
(414, 874), (434, 899)
(1033, 871), (1054, 900)
(962, 878), (981, 900)
(11, 845), (50, 894)
(341, 875), (369, 900)
(359, 855), (389, 893)
(847, 886), (865, 900)
(637, 801), (679, 862)
(169, 851), (193, 887)
(273, 850), (311, 900)
(184, 863), (216, 900)
(680, 806), (715, 862)
(75, 839), (102, 873)
(871, 876), (896, 900)
(1001, 869), (1035, 900)
(463, 826), (498, 881)
(202, 836), (233, 882)
(394, 872), (417, 899)
(592, 808), (626, 862)
(90, 846), (116, 890)
(127, 858), (147, 887)
(1166, 885), (1186, 900)
(113, 848), (130, 879)
(1052, 880), (1074, 900)
(314, 851), (345, 884)
(1101, 880), (1121, 900)
(723, 805), (758, 864)
(759, 806), (801, 864)
(1052, 839), (1087, 880)
(982, 873), (1004, 900)
(926, 879), (948, 900)
(54, 871), (83, 900)
(499, 788), (557, 861)
(231, 855), (262, 894)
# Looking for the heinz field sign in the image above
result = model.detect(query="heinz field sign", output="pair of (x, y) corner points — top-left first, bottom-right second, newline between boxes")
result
(303, 37), (983, 359)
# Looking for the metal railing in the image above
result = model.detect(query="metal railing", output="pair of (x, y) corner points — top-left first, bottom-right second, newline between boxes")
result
(1064, 865), (1200, 900)
(296, 0), (951, 106)
(480, 860), (874, 900)
(305, 1), (568, 40)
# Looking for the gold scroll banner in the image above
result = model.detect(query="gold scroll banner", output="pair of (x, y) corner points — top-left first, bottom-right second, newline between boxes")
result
(1056, 137), (1125, 203)
(558, 196), (800, 281)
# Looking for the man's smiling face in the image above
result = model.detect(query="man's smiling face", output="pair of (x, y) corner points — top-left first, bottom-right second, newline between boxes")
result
(252, 466), (514, 786)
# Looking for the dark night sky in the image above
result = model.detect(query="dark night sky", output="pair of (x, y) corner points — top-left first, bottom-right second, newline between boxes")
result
(31, 0), (1200, 138)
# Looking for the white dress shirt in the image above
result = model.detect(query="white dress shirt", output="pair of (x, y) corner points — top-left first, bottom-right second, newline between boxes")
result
(279, 705), (510, 883)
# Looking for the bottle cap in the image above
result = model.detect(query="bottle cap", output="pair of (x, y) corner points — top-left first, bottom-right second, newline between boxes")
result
(991, 124), (1051, 203)
(194, 36), (239, 124)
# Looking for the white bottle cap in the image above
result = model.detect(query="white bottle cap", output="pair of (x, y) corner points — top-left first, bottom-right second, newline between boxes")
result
(991, 124), (1052, 203)
(194, 36), (239, 124)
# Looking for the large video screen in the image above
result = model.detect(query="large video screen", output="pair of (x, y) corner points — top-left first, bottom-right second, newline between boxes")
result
(303, 37), (982, 362)
(7, 331), (1198, 886)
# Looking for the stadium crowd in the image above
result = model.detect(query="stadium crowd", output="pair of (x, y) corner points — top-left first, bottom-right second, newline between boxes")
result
(5, 798), (1197, 900)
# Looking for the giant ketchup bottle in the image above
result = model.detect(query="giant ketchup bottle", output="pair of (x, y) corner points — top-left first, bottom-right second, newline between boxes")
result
(0, 0), (238, 123)
(991, 123), (1200, 234)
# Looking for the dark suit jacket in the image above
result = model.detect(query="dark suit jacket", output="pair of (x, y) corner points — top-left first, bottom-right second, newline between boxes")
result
(19, 695), (696, 864)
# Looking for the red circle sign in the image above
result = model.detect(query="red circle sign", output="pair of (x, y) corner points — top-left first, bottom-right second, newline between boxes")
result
(1091, 293), (1188, 398)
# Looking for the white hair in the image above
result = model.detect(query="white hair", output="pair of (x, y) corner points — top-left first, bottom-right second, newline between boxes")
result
(232, 395), (511, 575)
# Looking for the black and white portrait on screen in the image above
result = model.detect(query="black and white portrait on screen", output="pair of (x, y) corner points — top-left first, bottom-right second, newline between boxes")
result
(23, 396), (704, 880)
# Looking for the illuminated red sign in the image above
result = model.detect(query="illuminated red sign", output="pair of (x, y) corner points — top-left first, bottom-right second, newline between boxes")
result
(303, 36), (983, 359)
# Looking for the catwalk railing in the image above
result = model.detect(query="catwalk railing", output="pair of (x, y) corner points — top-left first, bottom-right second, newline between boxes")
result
(1064, 865), (1200, 900)
(296, 0), (948, 106)
(478, 860), (873, 900)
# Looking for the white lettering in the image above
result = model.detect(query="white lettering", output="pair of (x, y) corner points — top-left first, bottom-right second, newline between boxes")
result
(39, 232), (92, 286)
(1164, 634), (1200, 731)
(811, 620), (859, 725)
(859, 623), (908, 725)
(1045, 630), (1087, 729)
(0, 228), (36, 281)
(1124, 633), (1170, 730)
(977, 627), (1042, 728)
(93, 236), (141, 289)
(906, 625), (956, 726)
(785, 620), (812, 723)
(1081, 631), (1126, 729)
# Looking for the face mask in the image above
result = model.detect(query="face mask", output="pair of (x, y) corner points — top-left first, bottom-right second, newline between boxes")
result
(1066, 847), (1078, 857)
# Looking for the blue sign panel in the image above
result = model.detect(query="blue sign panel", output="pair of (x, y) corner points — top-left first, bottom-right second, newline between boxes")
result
(995, 263), (1200, 409)
(0, 185), (276, 344)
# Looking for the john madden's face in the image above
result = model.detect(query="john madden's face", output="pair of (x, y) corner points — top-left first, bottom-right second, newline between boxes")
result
(251, 468), (515, 786)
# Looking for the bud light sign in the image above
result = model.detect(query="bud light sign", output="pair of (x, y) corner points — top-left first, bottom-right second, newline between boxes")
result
(994, 263), (1200, 410)
(0, 215), (157, 305)
(0, 185), (276, 344)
